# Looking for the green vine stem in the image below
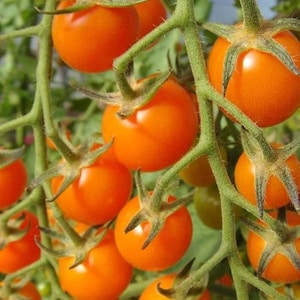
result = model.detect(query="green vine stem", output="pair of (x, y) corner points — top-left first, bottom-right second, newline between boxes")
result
(239, 0), (263, 32)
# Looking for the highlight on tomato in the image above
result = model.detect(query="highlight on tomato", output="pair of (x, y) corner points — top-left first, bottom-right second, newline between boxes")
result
(0, 158), (27, 210)
(52, 0), (139, 73)
(246, 210), (300, 283)
(51, 148), (133, 226)
(0, 211), (41, 274)
(139, 273), (212, 300)
(207, 31), (300, 127)
(102, 78), (199, 172)
(58, 229), (133, 300)
(135, 0), (167, 39)
(234, 144), (300, 210)
(114, 194), (193, 271)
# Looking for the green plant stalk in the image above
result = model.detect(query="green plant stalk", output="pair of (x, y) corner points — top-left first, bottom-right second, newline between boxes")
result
(239, 0), (263, 32)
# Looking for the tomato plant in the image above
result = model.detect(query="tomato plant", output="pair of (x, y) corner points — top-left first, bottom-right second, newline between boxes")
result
(234, 144), (300, 210)
(58, 229), (133, 300)
(52, 150), (133, 226)
(114, 194), (193, 271)
(0, 281), (41, 300)
(207, 30), (300, 127)
(139, 273), (212, 300)
(52, 0), (139, 73)
(247, 210), (300, 283)
(0, 158), (27, 210)
(102, 78), (199, 172)
(135, 0), (167, 39)
(0, 211), (40, 274)
(180, 146), (227, 187)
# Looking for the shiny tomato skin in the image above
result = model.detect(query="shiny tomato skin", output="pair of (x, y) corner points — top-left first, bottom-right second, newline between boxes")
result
(58, 229), (133, 300)
(52, 0), (139, 73)
(0, 211), (40, 274)
(247, 210), (300, 283)
(207, 31), (300, 127)
(102, 79), (199, 172)
(114, 195), (193, 271)
(0, 159), (27, 210)
(52, 154), (133, 226)
(139, 273), (211, 300)
(135, 0), (167, 38)
(234, 145), (300, 210)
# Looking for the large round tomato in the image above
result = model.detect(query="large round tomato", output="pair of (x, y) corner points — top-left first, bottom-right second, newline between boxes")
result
(234, 144), (300, 210)
(207, 31), (300, 127)
(135, 0), (167, 39)
(58, 229), (133, 300)
(102, 78), (199, 172)
(0, 211), (40, 274)
(247, 210), (300, 283)
(114, 194), (193, 271)
(52, 0), (139, 73)
(139, 273), (211, 300)
(179, 146), (227, 187)
(52, 150), (133, 226)
(0, 158), (27, 210)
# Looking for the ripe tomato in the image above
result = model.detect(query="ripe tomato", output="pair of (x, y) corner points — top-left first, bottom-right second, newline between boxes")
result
(234, 144), (300, 210)
(139, 273), (211, 300)
(0, 158), (27, 210)
(114, 194), (192, 271)
(102, 78), (199, 172)
(247, 210), (300, 283)
(135, 0), (167, 39)
(58, 229), (133, 300)
(179, 146), (227, 187)
(0, 211), (40, 274)
(52, 0), (139, 73)
(207, 31), (300, 127)
(52, 150), (133, 226)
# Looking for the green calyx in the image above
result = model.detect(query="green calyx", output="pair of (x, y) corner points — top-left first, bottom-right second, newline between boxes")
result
(240, 129), (300, 218)
(125, 170), (191, 249)
(203, 0), (300, 95)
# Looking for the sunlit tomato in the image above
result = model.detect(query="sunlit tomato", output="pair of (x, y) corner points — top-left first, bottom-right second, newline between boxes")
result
(234, 144), (300, 210)
(52, 151), (133, 226)
(114, 194), (193, 271)
(247, 210), (300, 283)
(207, 31), (300, 127)
(52, 0), (139, 73)
(0, 158), (27, 210)
(135, 0), (167, 39)
(179, 146), (227, 187)
(58, 229), (133, 300)
(102, 78), (199, 172)
(139, 273), (211, 300)
(0, 211), (40, 274)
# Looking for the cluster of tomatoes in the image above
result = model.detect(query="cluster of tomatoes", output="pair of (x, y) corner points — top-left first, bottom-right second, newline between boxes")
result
(1, 0), (300, 299)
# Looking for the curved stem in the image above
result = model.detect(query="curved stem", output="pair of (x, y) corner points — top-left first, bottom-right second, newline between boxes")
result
(239, 0), (263, 32)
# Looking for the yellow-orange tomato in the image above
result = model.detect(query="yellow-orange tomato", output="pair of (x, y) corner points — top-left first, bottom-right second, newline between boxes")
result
(52, 0), (139, 73)
(234, 144), (300, 210)
(207, 31), (300, 127)
(58, 229), (133, 300)
(135, 0), (167, 38)
(247, 210), (300, 283)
